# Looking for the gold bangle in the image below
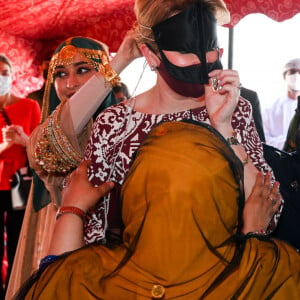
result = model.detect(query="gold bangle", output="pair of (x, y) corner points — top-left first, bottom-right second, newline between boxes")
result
(56, 206), (86, 221)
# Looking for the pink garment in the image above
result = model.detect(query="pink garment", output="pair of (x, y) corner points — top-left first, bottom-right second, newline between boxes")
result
(84, 97), (280, 244)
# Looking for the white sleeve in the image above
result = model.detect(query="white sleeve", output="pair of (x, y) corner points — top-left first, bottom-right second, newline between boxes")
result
(68, 74), (111, 134)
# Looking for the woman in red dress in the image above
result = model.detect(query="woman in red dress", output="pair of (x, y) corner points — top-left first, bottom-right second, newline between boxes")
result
(0, 54), (41, 296)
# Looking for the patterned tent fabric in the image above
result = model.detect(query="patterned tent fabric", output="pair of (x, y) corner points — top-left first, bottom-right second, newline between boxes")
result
(0, 0), (299, 97)
(226, 0), (300, 26)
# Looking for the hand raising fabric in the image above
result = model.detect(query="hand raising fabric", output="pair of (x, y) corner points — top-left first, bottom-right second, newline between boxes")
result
(114, 30), (142, 65)
(205, 69), (241, 132)
(205, 69), (262, 198)
(242, 172), (282, 235)
(109, 29), (142, 78)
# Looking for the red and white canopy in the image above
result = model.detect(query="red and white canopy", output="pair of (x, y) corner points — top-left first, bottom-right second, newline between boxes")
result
(0, 0), (299, 96)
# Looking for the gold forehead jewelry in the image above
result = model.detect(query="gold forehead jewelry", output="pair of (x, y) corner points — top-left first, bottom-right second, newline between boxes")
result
(49, 44), (120, 87)
(59, 44), (77, 61)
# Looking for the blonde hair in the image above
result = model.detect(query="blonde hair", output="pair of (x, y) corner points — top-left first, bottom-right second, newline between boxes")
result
(134, 0), (230, 52)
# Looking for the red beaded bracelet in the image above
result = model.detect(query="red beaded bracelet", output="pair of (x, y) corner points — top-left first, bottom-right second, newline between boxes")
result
(56, 206), (86, 221)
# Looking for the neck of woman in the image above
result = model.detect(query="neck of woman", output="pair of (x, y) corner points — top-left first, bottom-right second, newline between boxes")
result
(0, 93), (14, 110)
(134, 80), (205, 114)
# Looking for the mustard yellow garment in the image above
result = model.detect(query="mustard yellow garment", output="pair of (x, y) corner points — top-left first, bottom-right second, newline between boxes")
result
(22, 121), (300, 299)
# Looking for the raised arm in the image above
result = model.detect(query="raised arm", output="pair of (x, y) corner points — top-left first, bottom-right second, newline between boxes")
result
(28, 32), (141, 184)
(68, 30), (142, 134)
(206, 69), (259, 198)
(47, 160), (114, 255)
(206, 69), (283, 234)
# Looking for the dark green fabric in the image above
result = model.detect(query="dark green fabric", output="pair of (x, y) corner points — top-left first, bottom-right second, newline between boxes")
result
(32, 171), (51, 212)
(54, 37), (105, 54)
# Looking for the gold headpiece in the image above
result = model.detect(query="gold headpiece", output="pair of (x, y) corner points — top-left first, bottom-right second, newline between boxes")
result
(49, 38), (120, 87)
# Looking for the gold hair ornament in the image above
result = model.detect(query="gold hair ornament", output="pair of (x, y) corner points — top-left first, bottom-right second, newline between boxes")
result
(49, 43), (120, 87)
(137, 23), (155, 42)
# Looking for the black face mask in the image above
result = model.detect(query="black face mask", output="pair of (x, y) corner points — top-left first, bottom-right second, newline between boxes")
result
(157, 60), (206, 98)
(152, 2), (223, 97)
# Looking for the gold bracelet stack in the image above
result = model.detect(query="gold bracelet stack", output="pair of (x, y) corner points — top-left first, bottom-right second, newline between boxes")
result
(34, 102), (83, 174)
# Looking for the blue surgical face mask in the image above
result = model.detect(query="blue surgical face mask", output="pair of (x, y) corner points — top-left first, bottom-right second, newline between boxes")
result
(0, 75), (12, 96)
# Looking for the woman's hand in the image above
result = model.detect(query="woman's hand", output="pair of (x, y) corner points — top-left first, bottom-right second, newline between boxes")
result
(205, 69), (241, 136)
(2, 126), (14, 148)
(48, 160), (114, 255)
(117, 29), (142, 62)
(111, 29), (142, 73)
(242, 171), (282, 234)
(2, 124), (29, 147)
(62, 160), (114, 213)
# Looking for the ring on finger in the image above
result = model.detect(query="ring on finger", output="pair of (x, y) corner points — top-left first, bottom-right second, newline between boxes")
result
(211, 77), (223, 92)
